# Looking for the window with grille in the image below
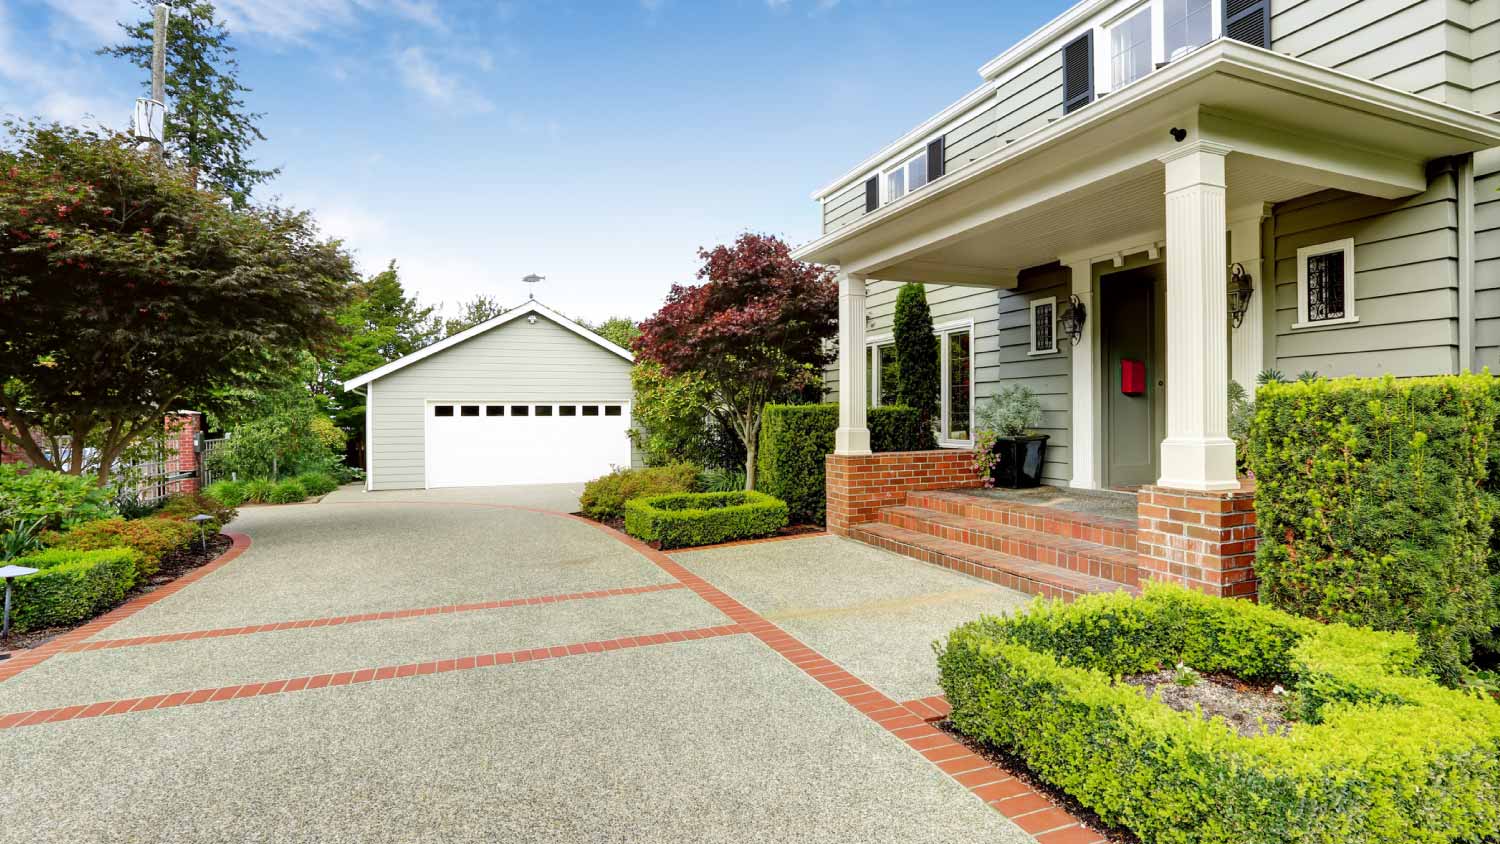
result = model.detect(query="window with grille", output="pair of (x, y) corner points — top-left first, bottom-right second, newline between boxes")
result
(1295, 239), (1356, 328)
(1030, 297), (1058, 355)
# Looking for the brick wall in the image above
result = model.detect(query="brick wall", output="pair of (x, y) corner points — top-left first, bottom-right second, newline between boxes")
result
(1135, 483), (1259, 598)
(163, 413), (201, 495)
(826, 449), (984, 536)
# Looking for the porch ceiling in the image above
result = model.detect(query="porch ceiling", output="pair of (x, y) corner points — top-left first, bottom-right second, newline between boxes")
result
(795, 39), (1500, 284)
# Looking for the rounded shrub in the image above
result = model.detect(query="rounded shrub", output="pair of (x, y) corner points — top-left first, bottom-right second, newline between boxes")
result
(240, 478), (276, 504)
(203, 480), (247, 508)
(266, 480), (307, 504)
(157, 492), (237, 532)
(294, 472), (338, 497)
(579, 464), (699, 521)
(8, 547), (140, 633)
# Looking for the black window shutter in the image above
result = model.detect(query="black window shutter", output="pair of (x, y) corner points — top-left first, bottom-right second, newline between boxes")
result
(864, 175), (879, 212)
(1061, 32), (1093, 114)
(926, 136), (946, 180)
(1224, 0), (1271, 48)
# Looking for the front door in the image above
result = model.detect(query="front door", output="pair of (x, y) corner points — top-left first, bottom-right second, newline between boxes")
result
(1101, 269), (1157, 488)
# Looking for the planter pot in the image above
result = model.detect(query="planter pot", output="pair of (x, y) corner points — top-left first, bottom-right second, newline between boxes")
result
(989, 434), (1049, 488)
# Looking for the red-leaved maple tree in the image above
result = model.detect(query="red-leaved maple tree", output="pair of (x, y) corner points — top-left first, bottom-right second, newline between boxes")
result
(634, 233), (837, 490)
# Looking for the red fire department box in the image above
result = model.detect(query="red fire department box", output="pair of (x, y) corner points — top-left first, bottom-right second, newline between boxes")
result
(1121, 359), (1146, 395)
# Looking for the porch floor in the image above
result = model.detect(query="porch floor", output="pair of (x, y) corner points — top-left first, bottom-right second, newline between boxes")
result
(963, 486), (1139, 524)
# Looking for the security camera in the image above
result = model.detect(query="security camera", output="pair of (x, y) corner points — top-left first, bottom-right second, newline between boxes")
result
(527, 315), (537, 324)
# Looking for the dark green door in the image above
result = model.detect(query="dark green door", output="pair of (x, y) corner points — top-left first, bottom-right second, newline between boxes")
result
(1102, 270), (1156, 488)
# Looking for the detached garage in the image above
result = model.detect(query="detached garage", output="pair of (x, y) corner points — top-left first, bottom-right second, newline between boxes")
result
(343, 300), (636, 490)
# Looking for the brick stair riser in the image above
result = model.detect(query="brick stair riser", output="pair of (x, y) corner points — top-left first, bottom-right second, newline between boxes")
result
(850, 528), (1091, 603)
(905, 491), (1137, 553)
(880, 510), (1140, 587)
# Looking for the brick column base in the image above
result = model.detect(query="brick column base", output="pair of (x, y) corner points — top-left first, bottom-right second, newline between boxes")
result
(1136, 483), (1259, 598)
(826, 450), (983, 536)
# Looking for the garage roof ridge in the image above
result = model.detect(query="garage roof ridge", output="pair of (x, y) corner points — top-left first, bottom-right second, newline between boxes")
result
(342, 299), (634, 391)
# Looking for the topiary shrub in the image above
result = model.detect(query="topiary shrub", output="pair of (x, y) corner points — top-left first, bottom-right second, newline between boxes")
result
(1248, 373), (1500, 685)
(938, 583), (1500, 844)
(203, 480), (247, 508)
(240, 478), (276, 504)
(267, 480), (307, 504)
(579, 464), (699, 521)
(45, 517), (194, 578)
(624, 491), (789, 549)
(294, 472), (338, 497)
(758, 403), (935, 524)
(0, 465), (117, 532)
(893, 283), (939, 428)
(7, 547), (140, 633)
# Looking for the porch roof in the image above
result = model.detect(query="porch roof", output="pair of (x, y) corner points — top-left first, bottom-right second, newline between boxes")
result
(793, 40), (1500, 285)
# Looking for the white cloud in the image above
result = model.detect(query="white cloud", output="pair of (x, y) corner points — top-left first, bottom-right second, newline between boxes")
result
(39, 0), (451, 45)
(0, 4), (130, 128)
(395, 46), (493, 111)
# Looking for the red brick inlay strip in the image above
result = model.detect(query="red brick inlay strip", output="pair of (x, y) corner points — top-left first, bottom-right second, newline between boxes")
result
(570, 517), (1107, 843)
(69, 582), (687, 653)
(0, 533), (254, 683)
(0, 623), (746, 730)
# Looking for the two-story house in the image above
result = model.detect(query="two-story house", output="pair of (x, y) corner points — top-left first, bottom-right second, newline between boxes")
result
(798, 0), (1500, 598)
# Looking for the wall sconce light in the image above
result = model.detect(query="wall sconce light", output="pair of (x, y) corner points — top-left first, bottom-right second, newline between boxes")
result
(1228, 263), (1254, 328)
(1058, 294), (1087, 345)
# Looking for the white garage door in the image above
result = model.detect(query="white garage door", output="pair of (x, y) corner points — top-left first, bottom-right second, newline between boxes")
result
(426, 401), (632, 487)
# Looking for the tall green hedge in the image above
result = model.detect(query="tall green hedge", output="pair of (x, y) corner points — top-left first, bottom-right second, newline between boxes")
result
(757, 403), (932, 524)
(8, 547), (140, 633)
(893, 283), (939, 427)
(1247, 373), (1500, 685)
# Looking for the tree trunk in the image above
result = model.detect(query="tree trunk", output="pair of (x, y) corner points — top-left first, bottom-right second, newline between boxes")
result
(745, 439), (757, 491)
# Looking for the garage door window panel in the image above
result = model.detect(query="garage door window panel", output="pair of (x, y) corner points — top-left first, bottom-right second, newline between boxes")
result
(434, 405), (454, 417)
(582, 405), (600, 417)
(511, 405), (530, 416)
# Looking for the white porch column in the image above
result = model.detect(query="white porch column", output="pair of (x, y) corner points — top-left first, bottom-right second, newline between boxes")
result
(835, 271), (871, 455)
(1228, 203), (1271, 393)
(1067, 260), (1101, 489)
(1158, 141), (1238, 491)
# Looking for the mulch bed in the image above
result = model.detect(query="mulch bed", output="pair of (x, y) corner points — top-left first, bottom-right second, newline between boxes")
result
(0, 533), (233, 656)
(935, 720), (1138, 844)
(1122, 669), (1292, 737)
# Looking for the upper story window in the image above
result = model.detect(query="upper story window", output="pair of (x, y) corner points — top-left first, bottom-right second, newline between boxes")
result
(886, 150), (928, 203)
(1164, 0), (1212, 60)
(1294, 238), (1358, 329)
(1110, 7), (1153, 88)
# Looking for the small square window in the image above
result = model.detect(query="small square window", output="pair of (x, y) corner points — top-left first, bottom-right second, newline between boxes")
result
(485, 405), (504, 417)
(1295, 238), (1357, 329)
(536, 405), (554, 417)
(434, 405), (454, 417)
(511, 405), (530, 417)
(582, 405), (600, 417)
(460, 405), (479, 417)
(1029, 297), (1058, 355)
(604, 405), (623, 417)
(559, 405), (578, 417)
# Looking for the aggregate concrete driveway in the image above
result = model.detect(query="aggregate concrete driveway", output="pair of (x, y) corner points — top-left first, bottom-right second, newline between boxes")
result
(0, 485), (1073, 844)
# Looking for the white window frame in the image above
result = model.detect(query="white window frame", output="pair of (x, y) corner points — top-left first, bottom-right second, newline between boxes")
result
(1161, 0), (1214, 63)
(1091, 0), (1222, 96)
(1106, 4), (1154, 90)
(865, 334), (895, 406)
(1028, 296), (1060, 356)
(1293, 238), (1358, 330)
(936, 319), (975, 447)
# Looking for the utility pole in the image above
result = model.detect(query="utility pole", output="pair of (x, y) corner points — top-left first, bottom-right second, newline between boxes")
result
(132, 3), (169, 155)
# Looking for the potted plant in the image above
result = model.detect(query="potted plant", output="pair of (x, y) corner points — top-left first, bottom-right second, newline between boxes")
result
(974, 385), (1048, 488)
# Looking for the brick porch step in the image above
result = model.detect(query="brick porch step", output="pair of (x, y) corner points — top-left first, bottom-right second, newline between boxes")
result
(879, 505), (1140, 587)
(850, 522), (1139, 602)
(906, 490), (1138, 553)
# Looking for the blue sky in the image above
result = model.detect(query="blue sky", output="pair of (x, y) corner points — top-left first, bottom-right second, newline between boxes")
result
(1, 0), (1071, 323)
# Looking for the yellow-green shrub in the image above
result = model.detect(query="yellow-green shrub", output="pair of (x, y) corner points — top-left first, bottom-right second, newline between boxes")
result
(7, 548), (139, 633)
(45, 517), (193, 578)
(580, 464), (699, 521)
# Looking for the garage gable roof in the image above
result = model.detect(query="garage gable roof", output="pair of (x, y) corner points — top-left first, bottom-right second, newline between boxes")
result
(342, 299), (633, 391)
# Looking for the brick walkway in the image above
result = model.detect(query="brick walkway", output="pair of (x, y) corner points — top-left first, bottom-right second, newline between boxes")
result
(0, 490), (1104, 843)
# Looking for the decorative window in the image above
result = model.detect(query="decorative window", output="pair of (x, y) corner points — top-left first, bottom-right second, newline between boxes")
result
(511, 405), (530, 416)
(1164, 0), (1212, 60)
(605, 405), (623, 417)
(1295, 238), (1357, 328)
(434, 405), (454, 417)
(582, 405), (600, 417)
(559, 405), (577, 417)
(1110, 7), (1153, 88)
(884, 150), (928, 204)
(1030, 297), (1058, 355)
(485, 405), (504, 417)
(941, 328), (973, 443)
(460, 405), (480, 417)
(535, 405), (554, 417)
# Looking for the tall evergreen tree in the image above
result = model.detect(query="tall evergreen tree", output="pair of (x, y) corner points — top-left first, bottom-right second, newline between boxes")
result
(102, 0), (277, 205)
(893, 283), (940, 431)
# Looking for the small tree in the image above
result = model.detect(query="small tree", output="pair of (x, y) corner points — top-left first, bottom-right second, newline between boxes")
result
(442, 295), (507, 337)
(634, 234), (837, 490)
(592, 316), (640, 349)
(893, 283), (940, 430)
(0, 122), (353, 484)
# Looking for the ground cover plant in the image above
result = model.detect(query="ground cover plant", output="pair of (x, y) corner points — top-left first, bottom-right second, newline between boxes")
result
(938, 583), (1500, 844)
(579, 464), (700, 522)
(624, 491), (788, 549)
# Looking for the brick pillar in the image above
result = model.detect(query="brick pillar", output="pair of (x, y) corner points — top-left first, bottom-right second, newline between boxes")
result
(166, 412), (202, 495)
(826, 449), (984, 536)
(1135, 482), (1259, 598)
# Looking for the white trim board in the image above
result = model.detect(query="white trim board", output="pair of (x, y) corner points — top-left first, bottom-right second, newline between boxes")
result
(342, 300), (633, 391)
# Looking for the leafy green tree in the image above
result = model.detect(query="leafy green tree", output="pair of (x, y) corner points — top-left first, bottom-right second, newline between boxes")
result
(893, 283), (940, 430)
(442, 295), (507, 337)
(0, 121), (353, 484)
(592, 316), (640, 349)
(208, 357), (346, 480)
(102, 0), (277, 205)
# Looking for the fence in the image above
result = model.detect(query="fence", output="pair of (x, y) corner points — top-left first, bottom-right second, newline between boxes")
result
(200, 436), (229, 487)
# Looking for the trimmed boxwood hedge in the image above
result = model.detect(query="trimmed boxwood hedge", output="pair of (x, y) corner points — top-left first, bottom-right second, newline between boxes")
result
(1248, 373), (1500, 685)
(938, 583), (1500, 844)
(7, 547), (140, 633)
(624, 491), (788, 549)
(757, 403), (933, 524)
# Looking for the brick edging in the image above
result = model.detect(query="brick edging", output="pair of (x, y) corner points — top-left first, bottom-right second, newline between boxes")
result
(0, 532), (253, 682)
